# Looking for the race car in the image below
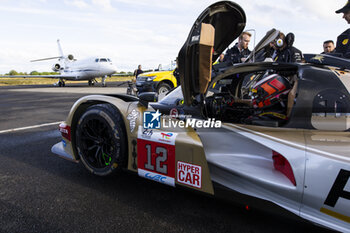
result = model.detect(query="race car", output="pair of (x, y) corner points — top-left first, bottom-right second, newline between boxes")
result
(51, 1), (350, 232)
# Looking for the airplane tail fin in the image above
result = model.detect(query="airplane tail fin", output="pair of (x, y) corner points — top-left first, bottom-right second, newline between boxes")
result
(57, 39), (64, 57)
(57, 39), (75, 62)
(31, 39), (65, 62)
(31, 39), (74, 63)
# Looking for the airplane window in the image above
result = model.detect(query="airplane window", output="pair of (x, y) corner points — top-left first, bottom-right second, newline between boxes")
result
(108, 58), (112, 62)
(100, 58), (107, 62)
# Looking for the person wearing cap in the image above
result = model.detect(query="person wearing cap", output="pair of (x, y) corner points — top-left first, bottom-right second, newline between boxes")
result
(335, 1), (350, 58)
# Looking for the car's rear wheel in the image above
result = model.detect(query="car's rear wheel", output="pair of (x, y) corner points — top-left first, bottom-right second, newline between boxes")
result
(157, 83), (171, 95)
(75, 104), (127, 176)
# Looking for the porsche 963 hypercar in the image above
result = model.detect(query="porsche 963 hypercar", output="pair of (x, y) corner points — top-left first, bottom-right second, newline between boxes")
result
(52, 1), (350, 232)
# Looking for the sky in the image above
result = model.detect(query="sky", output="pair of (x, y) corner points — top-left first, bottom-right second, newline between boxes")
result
(0, 0), (348, 74)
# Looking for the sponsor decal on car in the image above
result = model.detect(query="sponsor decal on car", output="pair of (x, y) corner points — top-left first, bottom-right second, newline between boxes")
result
(177, 161), (202, 189)
(138, 126), (177, 145)
(127, 109), (140, 132)
(141, 128), (153, 139)
(311, 55), (324, 63)
(170, 108), (179, 119)
(138, 169), (175, 187)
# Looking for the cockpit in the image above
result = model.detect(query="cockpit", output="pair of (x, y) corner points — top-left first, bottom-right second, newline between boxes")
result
(95, 58), (112, 63)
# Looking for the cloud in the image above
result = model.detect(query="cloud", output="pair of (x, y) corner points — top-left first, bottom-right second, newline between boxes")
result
(92, 0), (114, 11)
(0, 0), (348, 73)
(64, 0), (89, 9)
(293, 0), (345, 19)
(0, 5), (52, 15)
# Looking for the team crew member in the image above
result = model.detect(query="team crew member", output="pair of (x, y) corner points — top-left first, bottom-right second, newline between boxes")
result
(335, 1), (350, 58)
(173, 58), (180, 87)
(272, 32), (303, 63)
(322, 40), (336, 54)
(134, 64), (144, 77)
(223, 31), (251, 64)
(213, 54), (225, 65)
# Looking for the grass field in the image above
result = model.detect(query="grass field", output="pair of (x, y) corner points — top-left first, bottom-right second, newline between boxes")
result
(0, 76), (133, 86)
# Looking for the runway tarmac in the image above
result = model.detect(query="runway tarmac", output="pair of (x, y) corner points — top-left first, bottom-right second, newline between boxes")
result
(0, 83), (333, 233)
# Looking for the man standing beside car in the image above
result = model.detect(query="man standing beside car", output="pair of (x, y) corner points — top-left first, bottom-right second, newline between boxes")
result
(335, 1), (350, 58)
(134, 65), (144, 78)
(223, 31), (251, 64)
(173, 58), (180, 87)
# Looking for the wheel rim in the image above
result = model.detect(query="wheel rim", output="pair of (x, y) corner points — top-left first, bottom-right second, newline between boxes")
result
(77, 117), (116, 169)
(158, 86), (169, 94)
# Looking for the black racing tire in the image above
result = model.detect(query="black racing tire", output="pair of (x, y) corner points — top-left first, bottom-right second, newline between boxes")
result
(157, 83), (171, 95)
(75, 104), (127, 176)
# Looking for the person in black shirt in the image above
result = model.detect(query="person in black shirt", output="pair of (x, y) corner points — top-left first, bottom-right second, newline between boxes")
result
(321, 40), (335, 54)
(272, 32), (303, 63)
(133, 65), (143, 77)
(173, 58), (180, 87)
(335, 1), (350, 58)
(223, 31), (251, 64)
(285, 32), (303, 62)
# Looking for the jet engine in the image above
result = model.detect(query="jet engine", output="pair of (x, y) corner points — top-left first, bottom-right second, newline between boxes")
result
(52, 63), (61, 72)
(67, 54), (74, 60)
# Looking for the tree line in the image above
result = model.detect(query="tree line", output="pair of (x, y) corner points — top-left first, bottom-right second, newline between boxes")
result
(1, 70), (133, 76)
(1, 70), (59, 76)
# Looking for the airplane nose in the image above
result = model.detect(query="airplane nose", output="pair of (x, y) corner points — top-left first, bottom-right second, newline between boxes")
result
(104, 63), (117, 74)
(110, 65), (117, 73)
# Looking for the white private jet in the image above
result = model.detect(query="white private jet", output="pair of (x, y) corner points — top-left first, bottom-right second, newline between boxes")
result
(2, 40), (117, 87)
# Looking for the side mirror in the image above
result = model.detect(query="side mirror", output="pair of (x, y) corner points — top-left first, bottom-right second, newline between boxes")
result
(138, 92), (158, 107)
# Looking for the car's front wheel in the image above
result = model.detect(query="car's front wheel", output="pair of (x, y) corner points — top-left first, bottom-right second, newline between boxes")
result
(157, 83), (171, 95)
(75, 104), (127, 176)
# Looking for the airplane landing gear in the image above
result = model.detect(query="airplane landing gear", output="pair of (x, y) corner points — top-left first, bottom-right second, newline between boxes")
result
(58, 80), (65, 87)
(88, 80), (94, 86)
(102, 76), (107, 87)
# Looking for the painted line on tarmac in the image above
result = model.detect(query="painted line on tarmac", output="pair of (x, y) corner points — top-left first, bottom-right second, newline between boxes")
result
(0, 121), (63, 134)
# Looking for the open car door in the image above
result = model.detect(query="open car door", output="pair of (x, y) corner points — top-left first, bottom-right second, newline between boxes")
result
(178, 1), (246, 105)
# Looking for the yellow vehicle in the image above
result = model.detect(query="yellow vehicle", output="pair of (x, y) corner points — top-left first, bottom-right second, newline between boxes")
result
(136, 69), (178, 95)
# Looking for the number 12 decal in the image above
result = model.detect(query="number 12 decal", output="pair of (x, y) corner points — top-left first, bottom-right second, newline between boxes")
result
(145, 144), (168, 174)
(137, 138), (175, 186)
